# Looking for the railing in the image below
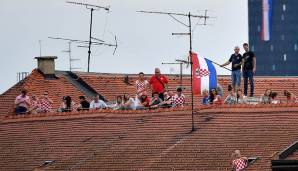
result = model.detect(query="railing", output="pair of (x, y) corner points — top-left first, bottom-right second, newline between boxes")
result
(16, 72), (29, 82)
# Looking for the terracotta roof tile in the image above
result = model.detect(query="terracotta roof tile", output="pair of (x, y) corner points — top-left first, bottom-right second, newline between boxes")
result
(1, 70), (298, 170)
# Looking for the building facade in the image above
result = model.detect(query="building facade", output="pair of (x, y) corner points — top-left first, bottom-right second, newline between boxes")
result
(248, 0), (298, 76)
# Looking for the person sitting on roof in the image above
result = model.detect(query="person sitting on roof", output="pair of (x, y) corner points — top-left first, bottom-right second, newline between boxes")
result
(90, 94), (107, 110)
(209, 88), (222, 105)
(201, 89), (210, 105)
(77, 96), (90, 111)
(111, 95), (123, 110)
(159, 91), (174, 108)
(36, 91), (53, 113)
(260, 89), (271, 104)
(284, 90), (298, 103)
(172, 87), (185, 108)
(231, 150), (248, 171)
(123, 94), (136, 110)
(224, 85), (237, 104)
(149, 92), (163, 108)
(269, 92), (280, 104)
(217, 83), (224, 97)
(58, 96), (75, 112)
(28, 94), (39, 114)
(15, 89), (31, 115)
(236, 89), (247, 104)
(135, 72), (150, 96)
(135, 92), (150, 110)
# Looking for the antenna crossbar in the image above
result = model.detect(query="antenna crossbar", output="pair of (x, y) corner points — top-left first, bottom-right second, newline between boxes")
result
(66, 1), (109, 11)
(137, 10), (209, 19)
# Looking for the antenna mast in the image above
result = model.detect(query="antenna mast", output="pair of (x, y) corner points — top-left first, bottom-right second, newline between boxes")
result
(66, 1), (110, 72)
(61, 42), (81, 71)
(137, 10), (211, 132)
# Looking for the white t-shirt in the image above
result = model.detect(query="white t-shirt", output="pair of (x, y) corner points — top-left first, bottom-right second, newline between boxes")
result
(90, 100), (107, 109)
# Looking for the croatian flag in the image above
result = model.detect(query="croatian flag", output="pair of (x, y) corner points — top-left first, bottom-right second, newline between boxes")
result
(191, 52), (217, 95)
(261, 0), (272, 41)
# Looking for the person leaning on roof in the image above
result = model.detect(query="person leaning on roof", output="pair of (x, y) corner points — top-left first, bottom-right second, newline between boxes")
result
(15, 89), (31, 115)
(89, 94), (107, 110)
(77, 96), (90, 111)
(231, 150), (248, 171)
(149, 68), (168, 101)
(172, 87), (185, 108)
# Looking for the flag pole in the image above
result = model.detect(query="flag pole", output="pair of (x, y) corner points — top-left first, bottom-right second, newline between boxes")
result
(204, 58), (232, 71)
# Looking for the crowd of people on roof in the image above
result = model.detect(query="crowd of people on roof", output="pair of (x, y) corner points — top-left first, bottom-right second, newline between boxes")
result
(201, 85), (298, 105)
(13, 42), (298, 115)
(14, 68), (186, 115)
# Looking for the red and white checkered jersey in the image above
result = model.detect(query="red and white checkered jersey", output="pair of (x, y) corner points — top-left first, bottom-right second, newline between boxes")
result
(31, 99), (39, 108)
(173, 94), (185, 107)
(38, 99), (52, 112)
(136, 80), (149, 94)
(232, 158), (247, 171)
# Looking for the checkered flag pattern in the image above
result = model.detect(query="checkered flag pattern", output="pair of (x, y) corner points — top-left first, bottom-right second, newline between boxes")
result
(173, 94), (185, 107)
(195, 68), (210, 78)
(232, 158), (247, 171)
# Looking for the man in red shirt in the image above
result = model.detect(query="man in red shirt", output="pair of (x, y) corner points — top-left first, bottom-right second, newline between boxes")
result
(149, 68), (168, 100)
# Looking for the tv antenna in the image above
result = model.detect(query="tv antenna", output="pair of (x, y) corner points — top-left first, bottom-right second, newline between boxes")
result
(137, 10), (212, 132)
(48, 37), (81, 71)
(66, 1), (117, 72)
(61, 42), (81, 71)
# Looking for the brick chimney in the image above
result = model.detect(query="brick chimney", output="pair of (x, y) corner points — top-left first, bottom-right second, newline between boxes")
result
(35, 56), (57, 78)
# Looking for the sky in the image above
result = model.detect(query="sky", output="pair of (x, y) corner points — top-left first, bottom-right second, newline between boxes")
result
(0, 0), (248, 94)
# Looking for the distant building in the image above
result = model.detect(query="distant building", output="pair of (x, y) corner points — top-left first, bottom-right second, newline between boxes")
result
(248, 0), (298, 76)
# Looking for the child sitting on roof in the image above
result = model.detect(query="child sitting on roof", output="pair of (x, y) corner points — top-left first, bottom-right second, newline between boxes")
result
(172, 87), (185, 108)
(231, 150), (248, 171)
(15, 89), (31, 115)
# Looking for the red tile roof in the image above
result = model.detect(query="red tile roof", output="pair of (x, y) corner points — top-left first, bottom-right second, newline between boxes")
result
(1, 69), (298, 170)
(1, 105), (298, 170)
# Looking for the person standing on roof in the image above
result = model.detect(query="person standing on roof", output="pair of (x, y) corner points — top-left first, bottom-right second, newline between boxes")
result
(242, 43), (256, 97)
(15, 89), (31, 114)
(149, 68), (168, 101)
(135, 72), (150, 96)
(231, 150), (248, 171)
(220, 46), (243, 92)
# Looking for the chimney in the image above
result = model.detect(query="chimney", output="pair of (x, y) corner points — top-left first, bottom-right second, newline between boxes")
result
(35, 56), (57, 78)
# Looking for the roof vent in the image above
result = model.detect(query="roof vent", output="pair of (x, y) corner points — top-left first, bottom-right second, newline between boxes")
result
(35, 56), (57, 78)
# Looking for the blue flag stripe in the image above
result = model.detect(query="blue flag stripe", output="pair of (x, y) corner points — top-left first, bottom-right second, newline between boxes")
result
(205, 58), (217, 92)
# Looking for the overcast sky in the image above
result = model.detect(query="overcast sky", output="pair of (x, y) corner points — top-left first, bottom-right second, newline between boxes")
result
(0, 0), (248, 94)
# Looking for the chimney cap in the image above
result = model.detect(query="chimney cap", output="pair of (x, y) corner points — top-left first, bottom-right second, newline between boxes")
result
(35, 56), (57, 60)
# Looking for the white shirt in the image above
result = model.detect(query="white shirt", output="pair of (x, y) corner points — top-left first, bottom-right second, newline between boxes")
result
(90, 100), (107, 109)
